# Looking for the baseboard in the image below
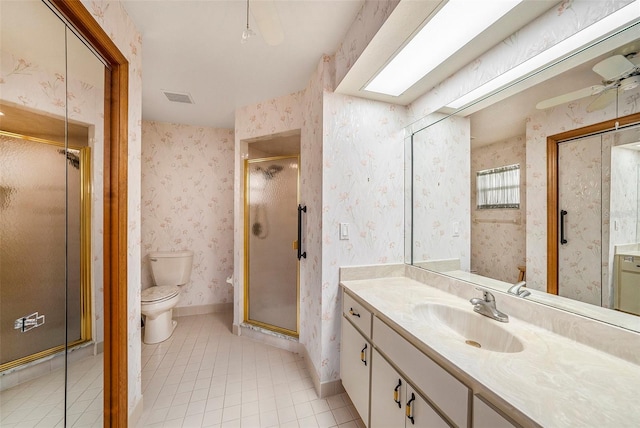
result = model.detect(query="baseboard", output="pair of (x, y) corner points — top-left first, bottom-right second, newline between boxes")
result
(129, 396), (143, 427)
(299, 343), (345, 399)
(174, 302), (232, 317)
(238, 324), (299, 353)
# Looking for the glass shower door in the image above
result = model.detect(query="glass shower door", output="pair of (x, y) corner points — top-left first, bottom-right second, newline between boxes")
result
(245, 156), (299, 335)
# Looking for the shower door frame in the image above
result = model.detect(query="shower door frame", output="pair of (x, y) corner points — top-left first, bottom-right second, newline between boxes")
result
(243, 155), (300, 337)
(0, 131), (93, 371)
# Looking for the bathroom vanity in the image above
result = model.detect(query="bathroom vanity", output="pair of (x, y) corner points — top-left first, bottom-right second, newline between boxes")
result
(339, 264), (640, 427)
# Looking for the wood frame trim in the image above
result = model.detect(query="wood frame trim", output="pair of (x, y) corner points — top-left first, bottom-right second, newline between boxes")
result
(48, 1), (129, 425)
(546, 112), (640, 296)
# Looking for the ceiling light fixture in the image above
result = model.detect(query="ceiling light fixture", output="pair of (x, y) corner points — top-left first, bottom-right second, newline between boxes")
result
(241, 0), (256, 44)
(364, 0), (523, 97)
(446, 0), (640, 110)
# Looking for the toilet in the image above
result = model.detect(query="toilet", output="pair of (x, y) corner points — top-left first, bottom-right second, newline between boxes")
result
(141, 250), (193, 344)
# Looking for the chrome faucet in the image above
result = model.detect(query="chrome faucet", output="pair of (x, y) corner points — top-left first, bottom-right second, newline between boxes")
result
(470, 290), (509, 322)
(508, 281), (531, 298)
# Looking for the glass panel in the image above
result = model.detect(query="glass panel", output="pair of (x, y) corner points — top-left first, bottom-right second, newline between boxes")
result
(0, 0), (68, 424)
(247, 157), (299, 333)
(65, 26), (105, 426)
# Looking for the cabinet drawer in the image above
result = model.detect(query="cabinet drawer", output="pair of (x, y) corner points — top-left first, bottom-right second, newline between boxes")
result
(620, 256), (640, 273)
(374, 317), (469, 427)
(343, 292), (372, 339)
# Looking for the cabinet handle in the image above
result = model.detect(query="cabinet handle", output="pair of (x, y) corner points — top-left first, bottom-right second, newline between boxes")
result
(360, 344), (367, 366)
(406, 393), (415, 425)
(393, 379), (402, 408)
(349, 308), (361, 318)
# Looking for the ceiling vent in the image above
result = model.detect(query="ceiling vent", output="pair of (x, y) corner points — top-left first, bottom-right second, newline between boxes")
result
(162, 90), (195, 104)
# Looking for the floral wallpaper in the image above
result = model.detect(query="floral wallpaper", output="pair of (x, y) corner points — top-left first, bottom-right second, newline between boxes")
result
(411, 114), (470, 271)
(321, 90), (407, 382)
(141, 121), (234, 308)
(471, 135), (526, 283)
(334, 0), (400, 87)
(409, 0), (635, 119)
(299, 57), (329, 383)
(81, 0), (143, 416)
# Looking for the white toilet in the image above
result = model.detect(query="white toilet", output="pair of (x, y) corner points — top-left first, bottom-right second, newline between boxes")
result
(141, 250), (193, 344)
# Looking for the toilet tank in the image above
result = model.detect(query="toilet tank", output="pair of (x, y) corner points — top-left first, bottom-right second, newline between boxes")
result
(149, 250), (193, 286)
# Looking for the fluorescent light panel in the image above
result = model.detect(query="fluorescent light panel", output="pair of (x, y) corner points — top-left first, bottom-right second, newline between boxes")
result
(446, 0), (640, 109)
(364, 0), (523, 97)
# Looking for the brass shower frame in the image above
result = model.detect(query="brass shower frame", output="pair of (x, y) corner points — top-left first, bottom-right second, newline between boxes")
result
(243, 154), (300, 338)
(0, 130), (92, 372)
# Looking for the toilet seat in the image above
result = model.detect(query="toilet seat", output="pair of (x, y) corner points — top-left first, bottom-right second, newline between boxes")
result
(142, 285), (180, 303)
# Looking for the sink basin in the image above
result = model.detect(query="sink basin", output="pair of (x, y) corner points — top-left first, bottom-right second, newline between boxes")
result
(413, 303), (524, 353)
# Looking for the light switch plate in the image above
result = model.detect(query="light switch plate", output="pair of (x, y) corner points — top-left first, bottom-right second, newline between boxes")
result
(340, 223), (349, 240)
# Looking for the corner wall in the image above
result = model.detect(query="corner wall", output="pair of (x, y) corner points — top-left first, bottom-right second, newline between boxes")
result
(141, 121), (234, 312)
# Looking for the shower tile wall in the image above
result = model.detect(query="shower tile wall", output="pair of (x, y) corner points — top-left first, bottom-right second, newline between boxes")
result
(81, 0), (144, 416)
(141, 121), (235, 310)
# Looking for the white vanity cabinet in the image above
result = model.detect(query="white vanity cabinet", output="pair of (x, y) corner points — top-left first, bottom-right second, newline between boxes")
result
(473, 395), (516, 428)
(371, 348), (449, 428)
(373, 317), (469, 427)
(341, 293), (373, 425)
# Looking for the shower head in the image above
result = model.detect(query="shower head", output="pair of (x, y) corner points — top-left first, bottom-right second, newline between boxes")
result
(256, 164), (284, 179)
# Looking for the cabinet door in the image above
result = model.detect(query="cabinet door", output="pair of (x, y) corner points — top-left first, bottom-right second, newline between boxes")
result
(371, 349), (449, 428)
(405, 385), (450, 428)
(473, 395), (516, 428)
(370, 349), (404, 428)
(341, 316), (371, 426)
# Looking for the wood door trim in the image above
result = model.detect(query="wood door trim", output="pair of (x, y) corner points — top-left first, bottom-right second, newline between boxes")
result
(546, 112), (640, 295)
(49, 1), (129, 425)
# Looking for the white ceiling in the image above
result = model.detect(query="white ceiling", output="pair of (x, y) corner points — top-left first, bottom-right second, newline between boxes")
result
(121, 0), (364, 129)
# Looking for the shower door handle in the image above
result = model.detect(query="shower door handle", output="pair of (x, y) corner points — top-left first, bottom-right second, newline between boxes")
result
(560, 210), (568, 245)
(297, 204), (307, 260)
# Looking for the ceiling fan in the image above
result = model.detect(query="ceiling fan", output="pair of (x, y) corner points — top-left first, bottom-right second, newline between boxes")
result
(536, 52), (640, 111)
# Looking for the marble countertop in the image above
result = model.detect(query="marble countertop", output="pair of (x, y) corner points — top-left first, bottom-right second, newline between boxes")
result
(341, 276), (640, 427)
(617, 250), (640, 257)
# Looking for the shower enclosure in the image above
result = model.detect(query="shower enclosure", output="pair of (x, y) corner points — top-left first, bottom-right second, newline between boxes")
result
(244, 156), (300, 336)
(0, 133), (91, 369)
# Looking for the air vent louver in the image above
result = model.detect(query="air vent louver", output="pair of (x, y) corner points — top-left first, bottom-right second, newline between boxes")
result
(162, 90), (194, 104)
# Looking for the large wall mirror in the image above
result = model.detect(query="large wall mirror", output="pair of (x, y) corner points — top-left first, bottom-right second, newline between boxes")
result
(408, 21), (640, 333)
(0, 0), (108, 424)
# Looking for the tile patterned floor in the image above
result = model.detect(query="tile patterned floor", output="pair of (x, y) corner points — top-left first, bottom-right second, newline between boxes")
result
(138, 311), (364, 428)
(0, 353), (103, 427)
(0, 311), (363, 427)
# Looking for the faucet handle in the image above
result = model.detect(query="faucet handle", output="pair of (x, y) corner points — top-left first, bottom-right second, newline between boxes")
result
(473, 287), (494, 302)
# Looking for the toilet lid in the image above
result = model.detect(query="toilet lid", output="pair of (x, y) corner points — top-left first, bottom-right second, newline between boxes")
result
(141, 285), (180, 303)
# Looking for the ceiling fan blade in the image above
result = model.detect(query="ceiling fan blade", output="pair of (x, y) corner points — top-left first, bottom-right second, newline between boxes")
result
(586, 88), (617, 112)
(251, 0), (284, 46)
(535, 85), (605, 110)
(592, 55), (635, 81)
